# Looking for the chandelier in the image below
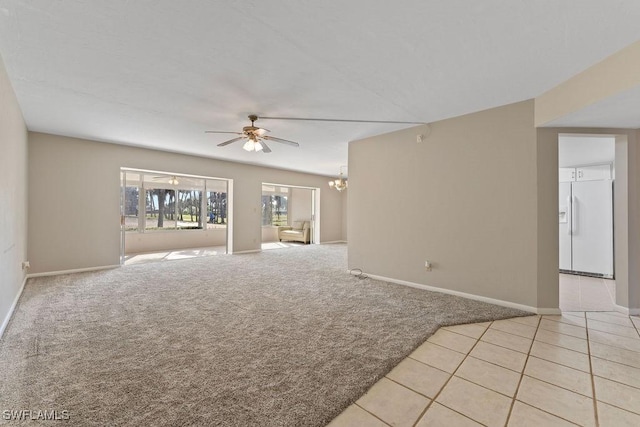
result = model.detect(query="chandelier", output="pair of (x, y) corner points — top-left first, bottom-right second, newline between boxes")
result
(328, 167), (348, 192)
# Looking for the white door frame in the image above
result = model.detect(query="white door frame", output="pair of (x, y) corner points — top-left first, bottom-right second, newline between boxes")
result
(262, 182), (321, 244)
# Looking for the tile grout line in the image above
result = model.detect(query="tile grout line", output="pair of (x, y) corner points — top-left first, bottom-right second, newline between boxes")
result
(388, 356), (526, 401)
(631, 315), (640, 338)
(463, 353), (525, 375)
(518, 369), (593, 399)
(512, 313), (594, 426)
(588, 328), (640, 341)
(587, 335), (640, 355)
(403, 355), (454, 377)
(502, 314), (542, 427)
(511, 401), (584, 427)
(538, 326), (587, 340)
(586, 376), (640, 418)
(589, 353), (640, 372)
(346, 314), (632, 426)
(589, 341), (640, 394)
(410, 321), (495, 427)
(383, 373), (522, 422)
(587, 317), (640, 332)
(448, 325), (536, 357)
(353, 402), (392, 426)
(584, 313), (600, 427)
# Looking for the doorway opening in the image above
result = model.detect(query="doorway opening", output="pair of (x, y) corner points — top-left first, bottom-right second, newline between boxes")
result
(260, 183), (319, 250)
(558, 135), (615, 311)
(120, 168), (231, 265)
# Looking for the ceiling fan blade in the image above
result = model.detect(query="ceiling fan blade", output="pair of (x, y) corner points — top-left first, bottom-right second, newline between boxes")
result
(259, 140), (272, 153)
(262, 135), (300, 147)
(258, 116), (427, 125)
(205, 131), (243, 135)
(217, 136), (245, 147)
(256, 127), (270, 136)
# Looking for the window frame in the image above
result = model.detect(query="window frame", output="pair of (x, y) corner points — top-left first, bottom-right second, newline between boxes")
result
(121, 169), (229, 234)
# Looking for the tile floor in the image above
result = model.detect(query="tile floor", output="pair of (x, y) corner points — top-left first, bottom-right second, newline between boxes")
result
(559, 274), (616, 312)
(329, 312), (640, 427)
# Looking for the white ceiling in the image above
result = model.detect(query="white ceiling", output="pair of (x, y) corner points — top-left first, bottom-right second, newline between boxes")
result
(1, 1), (639, 176)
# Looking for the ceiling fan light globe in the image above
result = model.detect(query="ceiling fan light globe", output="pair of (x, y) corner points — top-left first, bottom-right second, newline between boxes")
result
(243, 140), (255, 151)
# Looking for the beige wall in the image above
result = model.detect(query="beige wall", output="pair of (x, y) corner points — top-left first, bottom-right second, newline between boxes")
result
(341, 189), (348, 241)
(0, 54), (28, 334)
(261, 226), (279, 243)
(348, 100), (556, 311)
(535, 129), (560, 309)
(613, 133), (639, 311)
(28, 133), (344, 274)
(290, 187), (313, 223)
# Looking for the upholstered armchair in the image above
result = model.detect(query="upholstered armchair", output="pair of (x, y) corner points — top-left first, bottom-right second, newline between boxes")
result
(278, 220), (311, 244)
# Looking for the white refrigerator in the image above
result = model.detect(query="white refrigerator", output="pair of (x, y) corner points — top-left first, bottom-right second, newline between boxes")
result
(559, 179), (614, 278)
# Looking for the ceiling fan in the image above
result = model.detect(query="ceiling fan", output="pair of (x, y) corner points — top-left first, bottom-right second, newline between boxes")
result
(205, 115), (300, 153)
(151, 175), (179, 185)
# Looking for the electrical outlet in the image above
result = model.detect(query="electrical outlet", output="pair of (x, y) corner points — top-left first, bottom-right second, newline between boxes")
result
(424, 260), (432, 271)
(22, 261), (30, 270)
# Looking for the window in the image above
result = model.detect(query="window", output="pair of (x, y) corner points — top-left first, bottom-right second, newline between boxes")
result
(177, 189), (203, 229)
(206, 189), (227, 228)
(123, 176), (140, 231)
(261, 185), (288, 226)
(121, 170), (228, 233)
(145, 188), (177, 231)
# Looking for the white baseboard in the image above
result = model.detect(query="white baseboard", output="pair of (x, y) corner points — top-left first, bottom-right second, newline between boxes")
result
(0, 275), (28, 339)
(614, 304), (640, 316)
(614, 304), (630, 316)
(365, 273), (541, 314)
(231, 249), (261, 254)
(320, 240), (347, 244)
(27, 264), (120, 278)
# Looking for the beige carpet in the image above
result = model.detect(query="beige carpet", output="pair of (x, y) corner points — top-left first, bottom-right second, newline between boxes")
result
(0, 244), (528, 426)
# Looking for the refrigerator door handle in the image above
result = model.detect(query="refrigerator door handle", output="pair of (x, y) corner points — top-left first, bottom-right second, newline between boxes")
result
(571, 196), (577, 235)
(567, 196), (572, 235)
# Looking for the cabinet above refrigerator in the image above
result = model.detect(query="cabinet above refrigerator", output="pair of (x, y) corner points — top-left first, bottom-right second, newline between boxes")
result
(559, 164), (612, 182)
